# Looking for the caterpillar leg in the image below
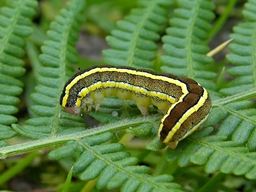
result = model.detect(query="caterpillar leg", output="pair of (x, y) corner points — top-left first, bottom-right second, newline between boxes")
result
(132, 94), (151, 116)
(166, 141), (178, 149)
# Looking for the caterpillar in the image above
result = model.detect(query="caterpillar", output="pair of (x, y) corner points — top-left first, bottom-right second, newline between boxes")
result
(60, 66), (211, 148)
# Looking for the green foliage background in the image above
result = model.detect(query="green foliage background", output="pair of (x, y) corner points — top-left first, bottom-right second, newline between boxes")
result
(0, 0), (256, 191)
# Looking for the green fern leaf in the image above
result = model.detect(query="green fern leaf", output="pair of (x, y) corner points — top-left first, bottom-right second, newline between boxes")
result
(0, 0), (37, 139)
(243, 0), (256, 21)
(215, 0), (256, 151)
(165, 99), (256, 179)
(222, 1), (256, 95)
(103, 0), (171, 69)
(165, 98), (256, 179)
(190, 138), (256, 179)
(165, 127), (256, 179)
(160, 0), (256, 180)
(161, 0), (216, 90)
(49, 132), (182, 192)
(215, 100), (256, 150)
(48, 141), (81, 160)
(12, 0), (85, 139)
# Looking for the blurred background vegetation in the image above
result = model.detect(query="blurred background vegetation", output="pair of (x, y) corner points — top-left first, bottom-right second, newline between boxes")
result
(0, 0), (252, 191)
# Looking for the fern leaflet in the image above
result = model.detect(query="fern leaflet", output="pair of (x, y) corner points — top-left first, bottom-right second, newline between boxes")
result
(164, 0), (256, 180)
(12, 0), (85, 139)
(49, 132), (183, 192)
(0, 0), (37, 140)
(103, 0), (172, 69)
(161, 0), (216, 90)
(215, 0), (256, 150)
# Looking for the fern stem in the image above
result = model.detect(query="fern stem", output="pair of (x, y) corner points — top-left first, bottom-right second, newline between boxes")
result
(2, 115), (159, 158)
(197, 172), (226, 192)
(119, 132), (134, 146)
(81, 178), (97, 192)
(61, 167), (73, 192)
(214, 87), (256, 106)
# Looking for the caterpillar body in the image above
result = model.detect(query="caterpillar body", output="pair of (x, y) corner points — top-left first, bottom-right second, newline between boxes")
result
(60, 66), (211, 148)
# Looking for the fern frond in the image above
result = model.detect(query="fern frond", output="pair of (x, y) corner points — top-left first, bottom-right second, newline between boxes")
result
(159, 1), (256, 179)
(12, 0), (85, 139)
(164, 122), (256, 180)
(103, 0), (171, 69)
(213, 98), (256, 151)
(0, 0), (37, 139)
(188, 135), (256, 179)
(211, 0), (256, 150)
(49, 132), (182, 192)
(164, 97), (256, 179)
(221, 1), (256, 95)
(161, 0), (216, 90)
